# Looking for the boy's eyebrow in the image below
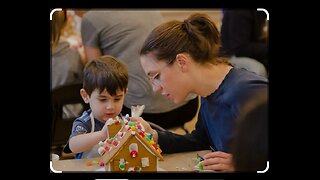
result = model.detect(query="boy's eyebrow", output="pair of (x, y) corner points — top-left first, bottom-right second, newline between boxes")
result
(114, 94), (124, 97)
(97, 91), (124, 98)
(98, 94), (123, 97)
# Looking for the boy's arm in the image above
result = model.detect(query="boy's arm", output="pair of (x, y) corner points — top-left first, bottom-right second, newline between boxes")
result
(69, 130), (106, 153)
(68, 120), (109, 154)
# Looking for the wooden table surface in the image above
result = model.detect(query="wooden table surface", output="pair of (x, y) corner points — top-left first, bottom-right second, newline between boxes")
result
(51, 150), (211, 172)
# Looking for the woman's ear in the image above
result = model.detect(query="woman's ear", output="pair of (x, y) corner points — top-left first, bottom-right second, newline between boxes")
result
(80, 89), (89, 103)
(176, 53), (188, 72)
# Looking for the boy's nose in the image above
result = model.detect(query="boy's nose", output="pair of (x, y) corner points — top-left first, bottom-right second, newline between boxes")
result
(105, 101), (114, 110)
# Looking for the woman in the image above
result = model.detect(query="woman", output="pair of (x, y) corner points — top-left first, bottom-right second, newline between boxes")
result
(51, 9), (84, 119)
(135, 13), (268, 172)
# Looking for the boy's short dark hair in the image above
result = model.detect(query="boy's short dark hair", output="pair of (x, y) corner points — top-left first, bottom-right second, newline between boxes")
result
(83, 55), (128, 96)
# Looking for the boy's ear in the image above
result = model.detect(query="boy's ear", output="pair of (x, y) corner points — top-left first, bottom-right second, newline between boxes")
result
(80, 89), (89, 103)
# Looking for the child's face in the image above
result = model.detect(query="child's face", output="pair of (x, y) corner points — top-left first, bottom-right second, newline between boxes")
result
(87, 88), (125, 122)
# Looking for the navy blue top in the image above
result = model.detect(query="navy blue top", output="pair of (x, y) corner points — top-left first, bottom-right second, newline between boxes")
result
(157, 67), (268, 154)
(65, 109), (106, 158)
(70, 109), (105, 139)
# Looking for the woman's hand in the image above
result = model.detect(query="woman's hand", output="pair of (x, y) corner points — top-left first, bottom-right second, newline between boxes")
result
(200, 151), (234, 172)
(130, 117), (152, 133)
(130, 117), (158, 142)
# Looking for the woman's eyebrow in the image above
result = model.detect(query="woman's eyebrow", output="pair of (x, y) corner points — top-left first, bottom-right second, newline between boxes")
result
(147, 71), (156, 76)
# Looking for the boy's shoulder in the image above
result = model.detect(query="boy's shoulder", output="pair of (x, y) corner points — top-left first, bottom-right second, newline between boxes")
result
(76, 109), (92, 123)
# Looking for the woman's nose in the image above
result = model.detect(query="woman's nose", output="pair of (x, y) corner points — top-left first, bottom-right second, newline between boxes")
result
(152, 84), (162, 93)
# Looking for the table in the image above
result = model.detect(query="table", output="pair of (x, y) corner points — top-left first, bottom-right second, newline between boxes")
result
(51, 150), (211, 172)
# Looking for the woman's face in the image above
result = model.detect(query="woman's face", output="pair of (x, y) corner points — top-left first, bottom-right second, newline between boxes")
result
(140, 53), (190, 104)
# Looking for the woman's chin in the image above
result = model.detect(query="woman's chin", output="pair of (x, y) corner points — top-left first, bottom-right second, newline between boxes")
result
(172, 97), (183, 104)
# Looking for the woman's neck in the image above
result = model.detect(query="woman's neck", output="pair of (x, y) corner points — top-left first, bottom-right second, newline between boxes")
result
(194, 63), (232, 97)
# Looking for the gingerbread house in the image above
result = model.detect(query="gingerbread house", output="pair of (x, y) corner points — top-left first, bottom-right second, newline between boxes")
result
(98, 120), (164, 172)
(105, 116), (124, 138)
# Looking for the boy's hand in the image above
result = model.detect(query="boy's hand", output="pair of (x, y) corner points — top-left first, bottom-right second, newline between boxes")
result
(100, 122), (110, 139)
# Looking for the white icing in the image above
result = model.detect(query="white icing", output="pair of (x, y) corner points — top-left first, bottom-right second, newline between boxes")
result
(98, 146), (105, 155)
(106, 118), (116, 125)
(131, 105), (145, 117)
(141, 157), (149, 167)
(134, 135), (157, 157)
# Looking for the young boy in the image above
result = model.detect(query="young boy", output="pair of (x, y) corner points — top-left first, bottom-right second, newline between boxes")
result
(66, 55), (128, 159)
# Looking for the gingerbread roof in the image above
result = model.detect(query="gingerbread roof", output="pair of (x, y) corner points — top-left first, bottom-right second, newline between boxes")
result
(99, 122), (164, 164)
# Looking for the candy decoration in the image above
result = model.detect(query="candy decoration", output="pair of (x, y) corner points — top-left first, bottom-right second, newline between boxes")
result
(112, 140), (119, 146)
(128, 122), (136, 127)
(92, 160), (99, 165)
(131, 126), (136, 131)
(138, 132), (145, 137)
(198, 163), (204, 170)
(130, 150), (138, 158)
(85, 161), (92, 166)
(106, 139), (112, 144)
(85, 160), (105, 166)
(104, 145), (110, 152)
(119, 163), (125, 171)
(119, 118), (124, 123)
(118, 132), (124, 138)
(98, 146), (106, 155)
(152, 144), (158, 150)
(128, 167), (134, 172)
(125, 125), (130, 131)
(149, 140), (154, 145)
(134, 166), (141, 172)
(195, 157), (201, 164)
(125, 114), (130, 121)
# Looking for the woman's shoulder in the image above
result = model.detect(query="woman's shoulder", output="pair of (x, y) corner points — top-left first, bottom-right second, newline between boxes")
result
(228, 67), (268, 85)
(216, 68), (268, 103)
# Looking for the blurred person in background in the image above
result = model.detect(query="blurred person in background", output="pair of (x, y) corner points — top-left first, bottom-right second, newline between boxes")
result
(220, 9), (268, 77)
(51, 9), (84, 118)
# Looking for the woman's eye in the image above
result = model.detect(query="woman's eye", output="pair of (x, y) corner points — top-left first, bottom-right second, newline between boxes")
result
(154, 73), (160, 80)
